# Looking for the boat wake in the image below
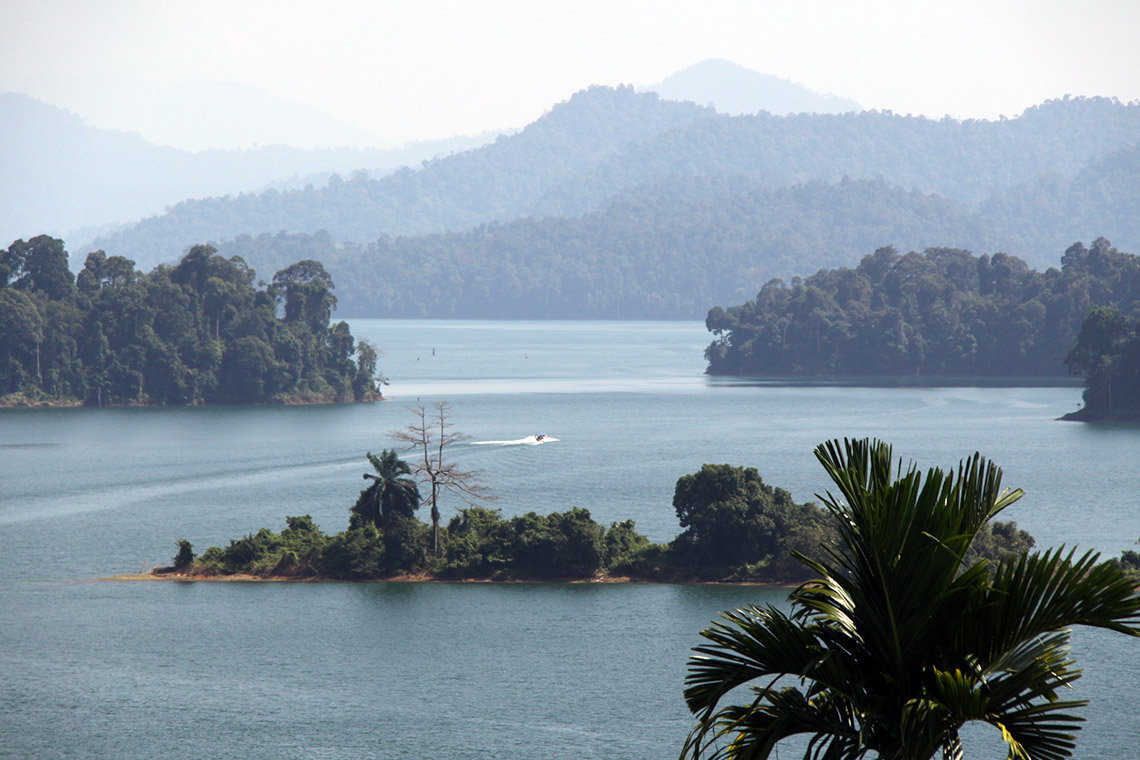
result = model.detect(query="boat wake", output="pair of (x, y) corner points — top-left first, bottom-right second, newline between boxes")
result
(472, 435), (558, 446)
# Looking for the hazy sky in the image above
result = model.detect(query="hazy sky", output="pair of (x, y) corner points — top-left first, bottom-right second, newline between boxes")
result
(3, 0), (1139, 150)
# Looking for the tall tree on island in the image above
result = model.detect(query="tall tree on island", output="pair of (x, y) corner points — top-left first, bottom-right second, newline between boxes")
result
(391, 402), (491, 556)
(682, 438), (1140, 760)
(351, 449), (420, 530)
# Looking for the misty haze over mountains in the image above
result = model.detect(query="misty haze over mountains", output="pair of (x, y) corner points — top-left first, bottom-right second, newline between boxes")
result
(5, 59), (1140, 319)
(0, 93), (501, 249)
(34, 75), (390, 151)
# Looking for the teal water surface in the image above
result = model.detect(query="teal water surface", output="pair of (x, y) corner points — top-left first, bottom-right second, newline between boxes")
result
(2, 320), (1138, 758)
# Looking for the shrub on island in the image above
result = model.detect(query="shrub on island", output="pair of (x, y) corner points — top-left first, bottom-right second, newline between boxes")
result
(172, 507), (642, 581)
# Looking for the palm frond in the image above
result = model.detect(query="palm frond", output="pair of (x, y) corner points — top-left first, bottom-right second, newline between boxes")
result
(973, 547), (1140, 659)
(685, 605), (837, 719)
(683, 439), (1140, 760)
(682, 687), (863, 760)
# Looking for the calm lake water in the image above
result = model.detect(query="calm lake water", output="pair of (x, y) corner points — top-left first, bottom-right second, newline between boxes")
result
(2, 319), (1138, 758)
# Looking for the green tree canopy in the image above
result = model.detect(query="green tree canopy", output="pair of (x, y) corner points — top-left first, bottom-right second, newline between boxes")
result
(7, 235), (76, 302)
(705, 240), (1140, 377)
(0, 236), (383, 406)
(674, 464), (800, 567)
(0, 288), (44, 391)
(272, 259), (337, 333)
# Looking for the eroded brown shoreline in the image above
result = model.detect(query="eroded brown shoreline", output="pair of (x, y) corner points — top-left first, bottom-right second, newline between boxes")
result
(102, 572), (793, 587)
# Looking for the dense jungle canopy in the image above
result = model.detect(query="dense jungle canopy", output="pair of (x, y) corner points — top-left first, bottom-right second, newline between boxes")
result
(0, 236), (381, 406)
(704, 238), (1140, 378)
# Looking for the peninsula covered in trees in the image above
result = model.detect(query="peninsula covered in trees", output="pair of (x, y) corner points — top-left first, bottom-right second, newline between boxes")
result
(0, 235), (382, 406)
(705, 238), (1140, 377)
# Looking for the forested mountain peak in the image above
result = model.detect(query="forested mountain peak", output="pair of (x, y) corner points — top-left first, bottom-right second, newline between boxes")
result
(1, 94), (179, 245)
(646, 58), (863, 115)
(1, 92), (132, 143)
(501, 84), (713, 152)
(1016, 94), (1140, 125)
(539, 94), (1140, 215)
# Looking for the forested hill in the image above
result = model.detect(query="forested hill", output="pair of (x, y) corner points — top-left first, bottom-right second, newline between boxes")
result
(979, 141), (1140, 256)
(213, 121), (1140, 319)
(521, 96), (1140, 220)
(215, 176), (1004, 319)
(88, 87), (712, 269)
(87, 89), (1140, 273)
(704, 239), (1140, 377)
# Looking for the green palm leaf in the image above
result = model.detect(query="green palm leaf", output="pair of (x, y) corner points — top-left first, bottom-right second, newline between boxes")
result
(682, 438), (1140, 760)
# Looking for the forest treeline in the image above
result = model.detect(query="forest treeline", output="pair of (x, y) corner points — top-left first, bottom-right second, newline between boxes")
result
(0, 235), (382, 406)
(88, 89), (1140, 291)
(163, 454), (1034, 583)
(704, 239), (1140, 377)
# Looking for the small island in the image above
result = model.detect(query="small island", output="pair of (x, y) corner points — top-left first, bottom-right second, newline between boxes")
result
(143, 452), (1035, 584)
(1063, 305), (1140, 422)
(1, 235), (382, 407)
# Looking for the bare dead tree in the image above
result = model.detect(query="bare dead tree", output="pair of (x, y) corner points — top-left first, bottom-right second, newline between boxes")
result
(390, 402), (492, 556)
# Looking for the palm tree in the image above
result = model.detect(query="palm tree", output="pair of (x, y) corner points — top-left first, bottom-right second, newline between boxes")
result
(351, 449), (420, 530)
(682, 438), (1140, 760)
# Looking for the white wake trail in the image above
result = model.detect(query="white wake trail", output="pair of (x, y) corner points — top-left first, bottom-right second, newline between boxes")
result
(472, 435), (559, 446)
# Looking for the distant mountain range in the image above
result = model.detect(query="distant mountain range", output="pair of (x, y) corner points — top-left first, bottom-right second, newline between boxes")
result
(2, 59), (871, 257)
(6, 60), (1140, 320)
(86, 87), (713, 269)
(86, 87), (1140, 278)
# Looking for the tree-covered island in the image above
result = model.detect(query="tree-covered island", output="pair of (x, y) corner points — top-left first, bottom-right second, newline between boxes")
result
(1063, 305), (1140, 422)
(153, 445), (1034, 584)
(705, 238), (1140, 378)
(0, 235), (383, 406)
